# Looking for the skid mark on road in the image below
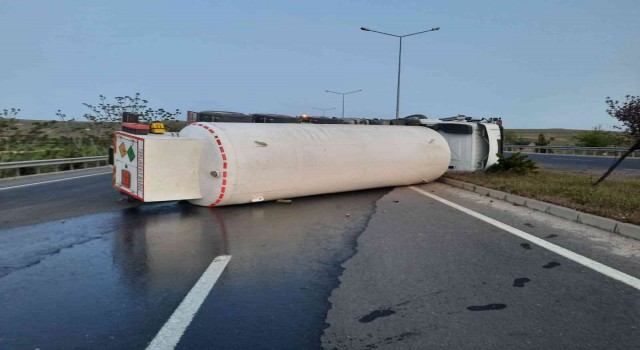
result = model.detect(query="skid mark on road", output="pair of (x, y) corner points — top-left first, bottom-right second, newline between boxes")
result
(410, 186), (640, 291)
(467, 304), (507, 311)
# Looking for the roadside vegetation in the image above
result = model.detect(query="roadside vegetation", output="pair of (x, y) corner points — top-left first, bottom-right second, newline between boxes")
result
(487, 152), (537, 174)
(0, 94), (182, 177)
(504, 127), (628, 147)
(593, 95), (640, 185)
(446, 170), (640, 225)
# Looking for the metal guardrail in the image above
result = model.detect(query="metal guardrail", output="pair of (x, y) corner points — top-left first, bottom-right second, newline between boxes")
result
(0, 156), (109, 177)
(504, 145), (640, 158)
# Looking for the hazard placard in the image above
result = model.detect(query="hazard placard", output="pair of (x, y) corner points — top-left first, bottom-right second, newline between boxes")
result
(114, 132), (144, 199)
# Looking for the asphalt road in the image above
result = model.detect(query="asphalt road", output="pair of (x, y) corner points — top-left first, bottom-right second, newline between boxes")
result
(507, 152), (640, 175)
(1, 170), (640, 349)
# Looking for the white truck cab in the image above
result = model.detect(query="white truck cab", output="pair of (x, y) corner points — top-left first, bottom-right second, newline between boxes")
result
(419, 116), (503, 172)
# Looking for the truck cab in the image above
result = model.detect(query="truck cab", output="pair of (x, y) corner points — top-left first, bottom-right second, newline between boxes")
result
(419, 116), (503, 172)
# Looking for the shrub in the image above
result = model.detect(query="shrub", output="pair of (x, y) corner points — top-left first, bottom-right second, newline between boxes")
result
(487, 152), (538, 174)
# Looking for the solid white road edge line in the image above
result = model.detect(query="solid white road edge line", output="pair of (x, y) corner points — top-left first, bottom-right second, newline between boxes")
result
(0, 171), (112, 190)
(409, 186), (640, 291)
(146, 255), (232, 350)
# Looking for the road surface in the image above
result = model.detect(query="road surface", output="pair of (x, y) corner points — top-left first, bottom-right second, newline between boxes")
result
(1, 169), (639, 349)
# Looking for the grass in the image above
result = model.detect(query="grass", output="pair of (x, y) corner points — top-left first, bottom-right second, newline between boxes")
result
(445, 170), (640, 225)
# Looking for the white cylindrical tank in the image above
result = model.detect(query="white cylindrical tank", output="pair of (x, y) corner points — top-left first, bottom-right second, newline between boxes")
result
(179, 122), (451, 207)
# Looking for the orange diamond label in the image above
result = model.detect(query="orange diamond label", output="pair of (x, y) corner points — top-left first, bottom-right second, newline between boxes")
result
(119, 143), (127, 157)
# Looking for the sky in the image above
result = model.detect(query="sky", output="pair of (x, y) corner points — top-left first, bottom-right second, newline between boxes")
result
(1, 0), (638, 129)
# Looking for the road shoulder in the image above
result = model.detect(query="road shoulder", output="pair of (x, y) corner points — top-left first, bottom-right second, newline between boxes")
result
(322, 184), (640, 349)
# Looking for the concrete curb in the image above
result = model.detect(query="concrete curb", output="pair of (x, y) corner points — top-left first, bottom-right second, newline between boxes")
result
(438, 177), (640, 241)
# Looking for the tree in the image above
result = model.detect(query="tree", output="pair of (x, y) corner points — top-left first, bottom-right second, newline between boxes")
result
(0, 108), (21, 161)
(81, 93), (181, 134)
(535, 133), (550, 153)
(535, 134), (550, 146)
(593, 95), (640, 186)
(0, 108), (21, 130)
(55, 109), (86, 149)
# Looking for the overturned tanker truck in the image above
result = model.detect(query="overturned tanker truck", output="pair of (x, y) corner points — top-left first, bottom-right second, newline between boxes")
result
(112, 111), (503, 207)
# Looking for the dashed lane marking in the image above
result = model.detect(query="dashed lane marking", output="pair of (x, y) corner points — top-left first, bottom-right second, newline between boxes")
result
(146, 255), (232, 350)
(409, 186), (640, 291)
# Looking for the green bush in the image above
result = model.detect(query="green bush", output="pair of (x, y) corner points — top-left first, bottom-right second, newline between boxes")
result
(487, 152), (538, 174)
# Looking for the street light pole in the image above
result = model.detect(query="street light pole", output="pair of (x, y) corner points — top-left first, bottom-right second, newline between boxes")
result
(397, 37), (402, 121)
(312, 107), (336, 117)
(361, 26), (440, 119)
(325, 89), (362, 118)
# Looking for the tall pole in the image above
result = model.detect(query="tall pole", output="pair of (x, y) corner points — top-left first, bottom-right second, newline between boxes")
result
(360, 26), (440, 119)
(325, 90), (362, 119)
(396, 37), (402, 120)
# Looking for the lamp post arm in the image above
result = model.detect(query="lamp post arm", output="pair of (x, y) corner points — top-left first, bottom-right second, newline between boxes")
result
(402, 27), (440, 37)
(361, 28), (399, 37)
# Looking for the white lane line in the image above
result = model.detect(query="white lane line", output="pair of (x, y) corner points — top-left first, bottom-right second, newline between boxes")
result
(146, 255), (232, 350)
(0, 171), (112, 191)
(409, 186), (640, 291)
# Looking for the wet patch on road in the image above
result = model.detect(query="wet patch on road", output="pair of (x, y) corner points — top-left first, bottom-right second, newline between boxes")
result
(520, 243), (532, 250)
(0, 202), (229, 350)
(178, 188), (391, 350)
(467, 303), (507, 311)
(524, 223), (534, 227)
(545, 234), (558, 239)
(358, 309), (396, 323)
(543, 261), (561, 269)
(513, 278), (531, 287)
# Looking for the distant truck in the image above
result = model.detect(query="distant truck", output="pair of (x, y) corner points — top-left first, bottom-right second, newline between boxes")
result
(112, 111), (502, 206)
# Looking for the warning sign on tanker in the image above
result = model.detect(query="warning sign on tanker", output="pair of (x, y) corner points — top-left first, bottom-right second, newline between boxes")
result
(114, 133), (144, 199)
(119, 143), (127, 158)
(127, 145), (135, 161)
